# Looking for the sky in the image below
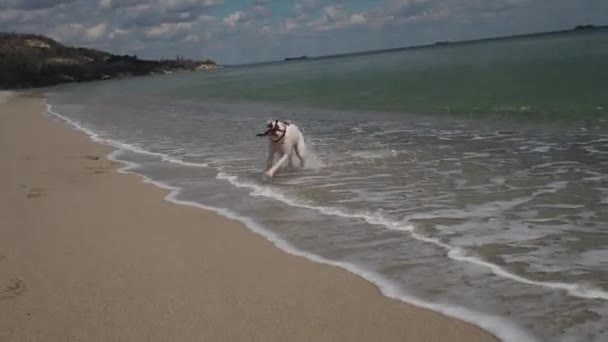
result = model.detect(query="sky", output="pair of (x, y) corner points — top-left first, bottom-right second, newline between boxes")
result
(1, 0), (606, 64)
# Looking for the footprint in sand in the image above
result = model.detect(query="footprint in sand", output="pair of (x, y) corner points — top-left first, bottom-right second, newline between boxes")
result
(67, 155), (101, 160)
(85, 166), (113, 174)
(22, 186), (47, 199)
(0, 278), (26, 301)
(79, 155), (114, 174)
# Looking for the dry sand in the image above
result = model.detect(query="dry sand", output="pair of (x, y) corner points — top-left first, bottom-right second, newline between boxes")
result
(0, 94), (498, 341)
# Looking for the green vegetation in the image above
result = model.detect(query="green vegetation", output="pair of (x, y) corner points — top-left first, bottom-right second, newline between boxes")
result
(0, 32), (218, 89)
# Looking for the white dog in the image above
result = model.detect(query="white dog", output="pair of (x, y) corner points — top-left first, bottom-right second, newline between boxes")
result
(257, 119), (306, 178)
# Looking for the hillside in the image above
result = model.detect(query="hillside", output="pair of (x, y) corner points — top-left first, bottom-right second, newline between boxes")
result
(0, 33), (218, 89)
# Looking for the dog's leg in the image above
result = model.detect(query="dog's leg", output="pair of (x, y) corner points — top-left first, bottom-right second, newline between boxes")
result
(266, 150), (275, 172)
(266, 153), (289, 178)
(295, 137), (306, 168)
(288, 148), (296, 169)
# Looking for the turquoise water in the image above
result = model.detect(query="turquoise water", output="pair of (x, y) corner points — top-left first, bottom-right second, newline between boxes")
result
(166, 29), (608, 119)
(47, 29), (608, 342)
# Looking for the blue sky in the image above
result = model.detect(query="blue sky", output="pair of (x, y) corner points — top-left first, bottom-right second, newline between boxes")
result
(1, 0), (606, 64)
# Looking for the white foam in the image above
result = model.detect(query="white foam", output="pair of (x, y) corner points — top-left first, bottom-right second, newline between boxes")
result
(463, 152), (492, 159)
(301, 146), (326, 170)
(531, 161), (581, 170)
(529, 145), (552, 153)
(574, 138), (608, 145)
(583, 146), (608, 155)
(347, 149), (398, 159)
(216, 172), (608, 301)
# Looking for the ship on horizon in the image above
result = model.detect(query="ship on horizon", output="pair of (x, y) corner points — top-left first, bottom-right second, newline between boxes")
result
(284, 55), (308, 61)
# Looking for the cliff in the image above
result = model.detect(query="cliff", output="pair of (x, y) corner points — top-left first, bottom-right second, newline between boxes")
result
(0, 33), (219, 89)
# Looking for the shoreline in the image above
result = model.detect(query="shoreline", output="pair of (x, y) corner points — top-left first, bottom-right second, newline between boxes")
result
(1, 93), (500, 341)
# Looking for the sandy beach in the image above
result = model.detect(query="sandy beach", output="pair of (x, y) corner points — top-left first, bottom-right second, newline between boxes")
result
(0, 93), (497, 341)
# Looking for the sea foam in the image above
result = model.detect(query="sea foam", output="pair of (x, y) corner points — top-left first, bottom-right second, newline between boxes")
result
(215, 171), (608, 301)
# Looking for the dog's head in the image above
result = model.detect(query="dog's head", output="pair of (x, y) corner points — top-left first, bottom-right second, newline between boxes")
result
(267, 119), (287, 133)
(257, 119), (290, 138)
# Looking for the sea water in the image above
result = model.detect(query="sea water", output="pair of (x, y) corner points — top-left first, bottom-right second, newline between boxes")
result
(45, 28), (608, 341)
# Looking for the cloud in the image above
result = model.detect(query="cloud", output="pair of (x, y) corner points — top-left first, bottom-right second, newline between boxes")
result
(107, 28), (130, 40)
(115, 1), (220, 29)
(0, 10), (20, 22)
(293, 0), (321, 18)
(145, 22), (193, 38)
(3, 0), (607, 64)
(86, 22), (108, 40)
(393, 0), (436, 18)
(99, 0), (112, 9)
(253, 5), (271, 19)
(308, 5), (348, 31)
(283, 17), (299, 32)
(350, 13), (367, 25)
(259, 24), (271, 35)
(306, 4), (375, 32)
(0, 0), (76, 10)
(156, 0), (223, 12)
(223, 11), (247, 28)
(50, 21), (110, 44)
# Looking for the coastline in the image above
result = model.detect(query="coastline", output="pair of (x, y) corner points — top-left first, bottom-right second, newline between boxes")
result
(0, 93), (498, 341)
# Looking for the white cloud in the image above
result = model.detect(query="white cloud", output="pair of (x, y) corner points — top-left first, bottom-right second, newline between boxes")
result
(284, 17), (299, 31)
(324, 5), (342, 21)
(253, 5), (271, 19)
(86, 22), (108, 40)
(183, 34), (199, 42)
(99, 0), (112, 9)
(308, 5), (349, 32)
(145, 21), (194, 38)
(125, 3), (152, 17)
(223, 10), (248, 29)
(108, 28), (129, 39)
(0, 0), (77, 10)
(197, 14), (216, 23)
(157, 0), (222, 11)
(293, 0), (320, 20)
(0, 9), (21, 21)
(259, 24), (271, 35)
(350, 13), (367, 25)
(4, 0), (608, 64)
(49, 23), (86, 43)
